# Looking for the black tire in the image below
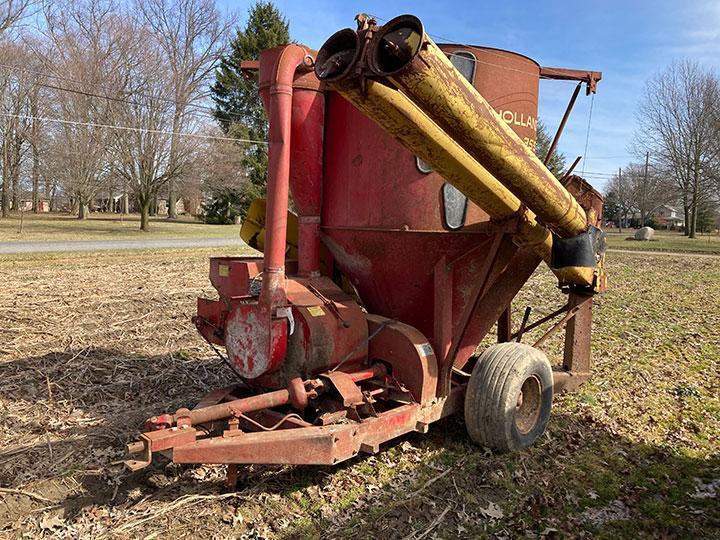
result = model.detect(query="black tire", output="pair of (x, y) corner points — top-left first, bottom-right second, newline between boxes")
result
(464, 342), (553, 452)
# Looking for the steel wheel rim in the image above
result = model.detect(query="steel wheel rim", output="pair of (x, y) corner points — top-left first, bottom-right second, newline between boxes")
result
(515, 375), (542, 434)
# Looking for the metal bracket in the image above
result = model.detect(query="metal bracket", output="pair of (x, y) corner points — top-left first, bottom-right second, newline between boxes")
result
(125, 435), (152, 471)
(321, 371), (366, 407)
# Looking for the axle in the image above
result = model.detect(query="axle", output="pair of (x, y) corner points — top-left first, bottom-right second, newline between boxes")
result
(143, 364), (385, 430)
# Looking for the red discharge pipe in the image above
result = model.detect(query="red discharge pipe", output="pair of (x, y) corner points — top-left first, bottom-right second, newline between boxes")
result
(290, 74), (325, 277)
(261, 45), (310, 307)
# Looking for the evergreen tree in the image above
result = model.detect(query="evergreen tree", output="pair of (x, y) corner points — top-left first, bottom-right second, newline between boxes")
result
(535, 120), (566, 177)
(210, 2), (289, 220)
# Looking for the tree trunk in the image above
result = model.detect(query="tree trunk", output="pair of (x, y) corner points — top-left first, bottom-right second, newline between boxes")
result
(11, 167), (19, 211)
(689, 171), (699, 239)
(1, 178), (8, 218)
(32, 147), (39, 212)
(140, 201), (150, 231)
(123, 191), (129, 214)
(683, 203), (690, 236)
(689, 205), (697, 239)
(167, 106), (183, 219)
(44, 178), (54, 212)
(31, 98), (40, 213)
(1, 136), (9, 217)
(168, 179), (177, 219)
(78, 201), (89, 220)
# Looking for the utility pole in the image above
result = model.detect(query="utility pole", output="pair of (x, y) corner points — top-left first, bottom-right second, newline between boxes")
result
(642, 152), (649, 226)
(618, 167), (623, 232)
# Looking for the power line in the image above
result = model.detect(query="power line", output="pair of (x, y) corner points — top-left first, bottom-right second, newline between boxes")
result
(0, 112), (267, 145)
(579, 171), (620, 176)
(580, 93), (595, 177)
(0, 62), (251, 123)
(36, 80), (252, 129)
(38, 81), (162, 110)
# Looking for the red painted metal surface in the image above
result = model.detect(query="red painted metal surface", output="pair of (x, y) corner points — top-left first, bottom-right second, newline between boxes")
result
(171, 387), (465, 466)
(195, 261), (368, 386)
(291, 70), (324, 277)
(366, 314), (438, 405)
(259, 45), (308, 307)
(129, 18), (603, 471)
(540, 66), (602, 94)
(224, 304), (288, 379)
(320, 42), (544, 370)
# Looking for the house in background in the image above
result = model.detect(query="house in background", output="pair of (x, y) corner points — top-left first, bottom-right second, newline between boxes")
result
(19, 192), (50, 212)
(156, 198), (186, 216)
(652, 204), (685, 230)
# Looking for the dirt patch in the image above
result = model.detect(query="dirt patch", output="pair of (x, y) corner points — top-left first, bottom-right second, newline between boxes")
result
(1, 249), (718, 538)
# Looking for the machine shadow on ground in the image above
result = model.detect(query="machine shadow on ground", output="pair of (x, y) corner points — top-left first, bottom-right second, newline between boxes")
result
(1, 346), (718, 538)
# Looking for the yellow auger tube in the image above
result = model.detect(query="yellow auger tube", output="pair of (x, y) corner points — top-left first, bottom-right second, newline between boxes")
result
(331, 79), (595, 286)
(368, 15), (588, 239)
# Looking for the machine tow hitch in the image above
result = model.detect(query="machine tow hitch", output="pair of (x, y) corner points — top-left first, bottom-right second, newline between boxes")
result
(125, 364), (388, 471)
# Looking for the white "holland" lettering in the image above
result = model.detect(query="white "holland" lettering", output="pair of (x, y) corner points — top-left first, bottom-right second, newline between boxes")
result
(498, 109), (537, 131)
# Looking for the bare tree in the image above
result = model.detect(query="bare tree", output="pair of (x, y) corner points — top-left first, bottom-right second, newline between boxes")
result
(634, 60), (720, 238)
(20, 38), (48, 213)
(0, 0), (35, 36)
(42, 0), (136, 218)
(135, 0), (231, 218)
(0, 41), (34, 217)
(627, 159), (673, 226)
(0, 0), (243, 225)
(605, 168), (634, 232)
(111, 32), (180, 231)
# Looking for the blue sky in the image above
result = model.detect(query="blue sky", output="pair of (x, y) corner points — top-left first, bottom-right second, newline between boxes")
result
(218, 0), (720, 190)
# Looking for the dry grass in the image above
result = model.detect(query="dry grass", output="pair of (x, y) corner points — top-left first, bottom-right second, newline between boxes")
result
(0, 212), (236, 243)
(605, 229), (720, 254)
(0, 249), (718, 538)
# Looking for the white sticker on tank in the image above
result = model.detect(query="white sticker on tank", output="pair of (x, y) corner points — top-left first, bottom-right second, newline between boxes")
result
(416, 343), (434, 358)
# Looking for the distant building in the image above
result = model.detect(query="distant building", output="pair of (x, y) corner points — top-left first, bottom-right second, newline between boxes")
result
(652, 204), (685, 230)
(19, 193), (50, 212)
(156, 198), (186, 216)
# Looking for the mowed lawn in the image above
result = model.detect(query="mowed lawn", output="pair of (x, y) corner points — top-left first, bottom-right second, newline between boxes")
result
(0, 212), (237, 242)
(605, 229), (720, 254)
(0, 249), (717, 538)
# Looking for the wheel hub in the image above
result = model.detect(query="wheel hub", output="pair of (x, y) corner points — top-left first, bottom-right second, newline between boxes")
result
(515, 375), (542, 434)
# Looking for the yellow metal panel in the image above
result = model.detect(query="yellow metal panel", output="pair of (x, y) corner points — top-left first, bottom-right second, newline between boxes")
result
(240, 198), (299, 260)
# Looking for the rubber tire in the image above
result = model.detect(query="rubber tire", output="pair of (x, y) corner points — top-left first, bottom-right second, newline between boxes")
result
(464, 342), (553, 452)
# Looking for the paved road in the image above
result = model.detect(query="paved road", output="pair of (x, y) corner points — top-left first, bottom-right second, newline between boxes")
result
(0, 237), (246, 254)
(1, 239), (716, 258)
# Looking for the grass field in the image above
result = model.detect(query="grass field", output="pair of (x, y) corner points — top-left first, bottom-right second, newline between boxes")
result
(0, 212), (236, 242)
(605, 229), (720, 254)
(0, 249), (718, 538)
